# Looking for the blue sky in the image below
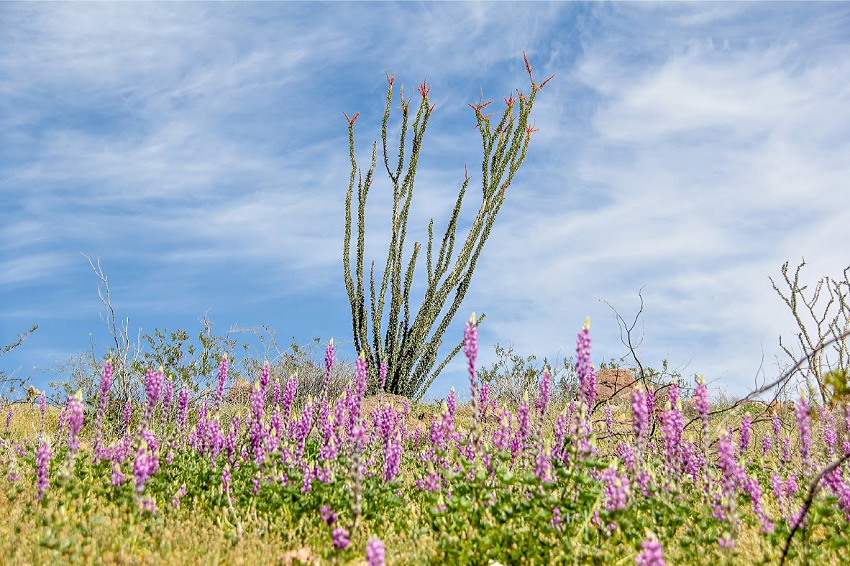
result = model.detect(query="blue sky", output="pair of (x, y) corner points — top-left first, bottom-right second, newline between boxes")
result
(2, 2), (850, 402)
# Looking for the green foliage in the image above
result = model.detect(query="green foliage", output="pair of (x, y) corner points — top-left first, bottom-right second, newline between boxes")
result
(133, 325), (239, 396)
(343, 57), (552, 400)
(477, 343), (576, 408)
(823, 368), (850, 404)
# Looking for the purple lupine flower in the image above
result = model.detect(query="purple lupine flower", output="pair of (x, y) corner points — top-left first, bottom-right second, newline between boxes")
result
(250, 380), (266, 422)
(446, 388), (456, 420)
(161, 379), (174, 423)
(794, 394), (812, 470)
(110, 462), (124, 486)
(784, 476), (799, 499)
(770, 473), (785, 510)
(668, 383), (679, 409)
(717, 431), (744, 488)
(552, 410), (568, 463)
(635, 536), (665, 566)
(379, 360), (388, 392)
(97, 359), (113, 414)
(743, 476), (774, 533)
(464, 313), (479, 397)
(4, 405), (12, 433)
(172, 484), (187, 507)
(177, 387), (189, 435)
(270, 404), (282, 443)
(39, 392), (47, 436)
(605, 404), (613, 439)
(366, 537), (385, 566)
(601, 465), (629, 511)
(762, 434), (773, 457)
(384, 430), (403, 482)
(511, 394), (530, 461)
(35, 439), (52, 500)
(193, 401), (209, 452)
(680, 442), (703, 483)
(139, 498), (156, 515)
(64, 392), (85, 456)
(430, 403), (455, 453)
(575, 318), (597, 409)
(293, 400), (314, 463)
(204, 418), (223, 462)
(824, 413), (837, 458)
(321, 505), (338, 525)
(616, 442), (636, 472)
(144, 367), (164, 424)
(533, 442), (552, 482)
(324, 339), (334, 393)
(659, 405), (684, 473)
(492, 411), (512, 452)
(221, 465), (232, 495)
(213, 354), (229, 412)
(250, 382), (267, 465)
(122, 398), (132, 434)
(273, 380), (281, 409)
(282, 374), (297, 425)
(260, 361), (270, 397)
(632, 389), (650, 442)
(823, 467), (850, 519)
(781, 437), (792, 463)
(133, 441), (159, 495)
(535, 369), (552, 421)
(772, 413), (781, 438)
(225, 416), (240, 461)
(332, 527), (350, 550)
(739, 415), (752, 454)
(551, 507), (563, 531)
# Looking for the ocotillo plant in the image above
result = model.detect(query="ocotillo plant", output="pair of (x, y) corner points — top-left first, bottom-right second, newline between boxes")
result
(343, 53), (552, 400)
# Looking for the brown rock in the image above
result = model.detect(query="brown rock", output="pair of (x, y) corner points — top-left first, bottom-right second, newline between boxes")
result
(596, 368), (636, 404)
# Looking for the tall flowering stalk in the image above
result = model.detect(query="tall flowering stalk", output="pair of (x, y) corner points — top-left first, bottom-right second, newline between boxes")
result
(177, 387), (189, 437)
(93, 360), (113, 462)
(213, 354), (228, 413)
(576, 318), (597, 411)
(35, 439), (52, 501)
(635, 534), (666, 566)
(795, 393), (813, 473)
(343, 54), (552, 400)
(143, 367), (164, 427)
(39, 392), (47, 437)
(693, 375), (709, 447)
(464, 313), (480, 421)
(63, 391), (85, 464)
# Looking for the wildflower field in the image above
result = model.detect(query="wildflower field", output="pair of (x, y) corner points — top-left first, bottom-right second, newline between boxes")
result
(1, 318), (848, 565)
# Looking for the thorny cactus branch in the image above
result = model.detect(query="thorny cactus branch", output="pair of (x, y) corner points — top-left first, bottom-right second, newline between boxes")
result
(343, 56), (550, 400)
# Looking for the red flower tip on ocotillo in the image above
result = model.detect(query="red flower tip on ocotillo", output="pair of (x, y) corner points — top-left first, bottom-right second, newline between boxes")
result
(343, 111), (360, 126)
